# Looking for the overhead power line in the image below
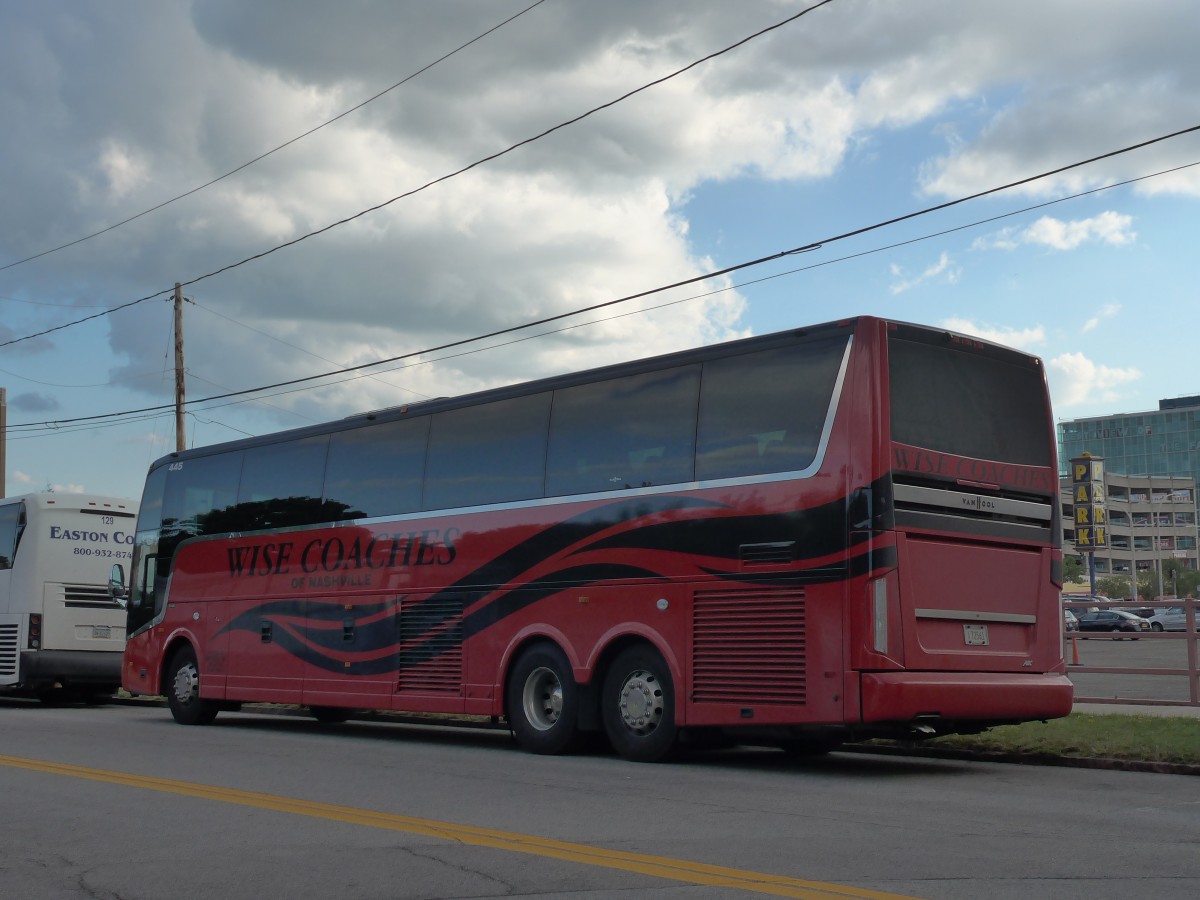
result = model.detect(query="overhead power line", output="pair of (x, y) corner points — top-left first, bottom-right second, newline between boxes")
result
(0, 0), (550, 274)
(9, 142), (1199, 435)
(0, 0), (840, 350)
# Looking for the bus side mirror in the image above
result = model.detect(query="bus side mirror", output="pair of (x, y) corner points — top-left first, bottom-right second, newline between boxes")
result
(108, 564), (128, 609)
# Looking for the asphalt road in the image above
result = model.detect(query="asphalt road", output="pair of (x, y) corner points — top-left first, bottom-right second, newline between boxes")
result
(2, 700), (1198, 900)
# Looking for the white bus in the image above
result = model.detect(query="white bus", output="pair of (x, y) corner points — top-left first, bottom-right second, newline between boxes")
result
(0, 492), (138, 701)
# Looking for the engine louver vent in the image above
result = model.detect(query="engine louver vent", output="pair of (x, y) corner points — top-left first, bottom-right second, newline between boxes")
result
(63, 583), (118, 609)
(739, 541), (796, 566)
(692, 587), (806, 704)
(0, 623), (19, 677)
(397, 596), (464, 693)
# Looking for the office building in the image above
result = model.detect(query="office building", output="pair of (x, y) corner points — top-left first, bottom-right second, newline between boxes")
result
(1060, 472), (1198, 584)
(1057, 395), (1200, 490)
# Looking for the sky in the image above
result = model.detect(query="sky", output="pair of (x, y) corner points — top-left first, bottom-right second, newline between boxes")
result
(2, 0), (1199, 502)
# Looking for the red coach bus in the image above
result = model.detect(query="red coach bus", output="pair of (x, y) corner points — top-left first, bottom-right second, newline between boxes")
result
(118, 316), (1072, 761)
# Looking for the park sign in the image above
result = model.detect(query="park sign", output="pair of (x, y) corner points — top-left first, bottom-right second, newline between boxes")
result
(1071, 453), (1108, 549)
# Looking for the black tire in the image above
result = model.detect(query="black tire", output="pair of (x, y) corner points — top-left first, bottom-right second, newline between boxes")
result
(1110, 626), (1122, 641)
(1152, 622), (1164, 632)
(34, 686), (67, 706)
(506, 644), (582, 755)
(165, 646), (219, 726)
(310, 706), (353, 724)
(601, 645), (677, 763)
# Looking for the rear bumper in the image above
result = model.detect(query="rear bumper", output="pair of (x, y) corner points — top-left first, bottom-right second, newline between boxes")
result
(860, 671), (1074, 723)
(19, 650), (123, 688)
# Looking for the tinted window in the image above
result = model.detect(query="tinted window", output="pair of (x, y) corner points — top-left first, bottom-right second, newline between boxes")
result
(325, 418), (429, 518)
(161, 451), (244, 543)
(696, 338), (847, 480)
(424, 393), (551, 509)
(889, 336), (1053, 467)
(145, 451), (244, 616)
(127, 467), (168, 635)
(135, 464), (167, 534)
(231, 436), (332, 530)
(239, 436), (328, 504)
(547, 366), (700, 496)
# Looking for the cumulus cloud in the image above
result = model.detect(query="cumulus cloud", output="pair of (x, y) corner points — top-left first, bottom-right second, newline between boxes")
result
(1047, 351), (1142, 408)
(973, 213), (1135, 252)
(8, 391), (61, 413)
(1082, 303), (1121, 333)
(1, 0), (1197, 449)
(889, 252), (960, 294)
(939, 318), (1047, 352)
(49, 482), (88, 494)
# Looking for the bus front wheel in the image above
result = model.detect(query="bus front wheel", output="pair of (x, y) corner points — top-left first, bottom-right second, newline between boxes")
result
(166, 646), (219, 726)
(506, 644), (582, 755)
(602, 645), (677, 763)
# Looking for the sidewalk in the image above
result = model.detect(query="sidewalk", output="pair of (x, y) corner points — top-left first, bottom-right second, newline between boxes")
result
(1073, 702), (1200, 718)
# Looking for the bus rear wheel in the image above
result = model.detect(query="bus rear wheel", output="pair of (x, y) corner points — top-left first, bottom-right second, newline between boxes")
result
(506, 644), (582, 755)
(602, 646), (677, 763)
(166, 646), (219, 726)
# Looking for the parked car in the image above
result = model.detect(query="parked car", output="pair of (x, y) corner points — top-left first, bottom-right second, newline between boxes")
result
(1061, 594), (1107, 614)
(1117, 606), (1156, 619)
(1147, 607), (1188, 632)
(1063, 609), (1079, 631)
(1075, 608), (1150, 639)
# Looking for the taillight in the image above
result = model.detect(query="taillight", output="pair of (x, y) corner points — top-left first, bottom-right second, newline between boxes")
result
(28, 614), (42, 649)
(871, 577), (888, 654)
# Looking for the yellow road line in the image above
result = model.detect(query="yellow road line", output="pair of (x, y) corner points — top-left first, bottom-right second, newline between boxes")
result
(1, 754), (923, 900)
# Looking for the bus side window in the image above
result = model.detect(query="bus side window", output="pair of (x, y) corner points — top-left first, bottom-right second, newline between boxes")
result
(423, 393), (551, 510)
(547, 365), (699, 495)
(325, 418), (429, 518)
(696, 338), (846, 481)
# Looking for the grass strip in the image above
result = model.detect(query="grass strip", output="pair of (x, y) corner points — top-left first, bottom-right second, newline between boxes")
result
(895, 713), (1200, 765)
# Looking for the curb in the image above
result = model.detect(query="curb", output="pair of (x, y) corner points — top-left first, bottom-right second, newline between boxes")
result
(842, 741), (1200, 777)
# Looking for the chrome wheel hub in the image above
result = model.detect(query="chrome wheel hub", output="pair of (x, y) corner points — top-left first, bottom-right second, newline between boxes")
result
(173, 662), (199, 705)
(522, 666), (563, 731)
(617, 668), (663, 735)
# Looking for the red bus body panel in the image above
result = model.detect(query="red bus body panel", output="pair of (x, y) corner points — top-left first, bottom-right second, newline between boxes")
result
(122, 316), (1073, 742)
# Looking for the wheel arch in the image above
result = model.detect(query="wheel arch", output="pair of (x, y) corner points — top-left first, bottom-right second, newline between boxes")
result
(159, 632), (201, 692)
(587, 626), (684, 728)
(498, 626), (579, 725)
(498, 624), (682, 733)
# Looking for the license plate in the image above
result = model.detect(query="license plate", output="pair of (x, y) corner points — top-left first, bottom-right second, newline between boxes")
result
(963, 624), (989, 646)
(91, 625), (112, 639)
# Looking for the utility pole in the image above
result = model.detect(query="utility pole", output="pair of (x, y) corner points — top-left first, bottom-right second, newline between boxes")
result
(174, 283), (186, 451)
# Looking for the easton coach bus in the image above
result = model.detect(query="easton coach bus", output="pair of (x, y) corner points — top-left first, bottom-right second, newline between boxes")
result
(1, 492), (138, 700)
(118, 317), (1072, 761)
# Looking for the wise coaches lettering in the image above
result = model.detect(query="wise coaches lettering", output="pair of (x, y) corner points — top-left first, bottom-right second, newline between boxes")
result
(225, 529), (459, 578)
(892, 447), (1055, 493)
